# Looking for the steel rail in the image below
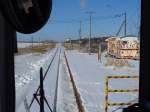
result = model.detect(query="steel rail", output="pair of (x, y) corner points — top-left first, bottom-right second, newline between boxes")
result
(53, 48), (61, 112)
(64, 51), (85, 112)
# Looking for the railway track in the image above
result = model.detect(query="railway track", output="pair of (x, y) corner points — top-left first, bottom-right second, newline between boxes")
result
(21, 47), (85, 112)
(29, 48), (59, 109)
(25, 47), (62, 112)
(64, 51), (86, 112)
(53, 48), (61, 112)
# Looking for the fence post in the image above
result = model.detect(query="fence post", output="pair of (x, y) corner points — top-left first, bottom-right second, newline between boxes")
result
(105, 77), (109, 112)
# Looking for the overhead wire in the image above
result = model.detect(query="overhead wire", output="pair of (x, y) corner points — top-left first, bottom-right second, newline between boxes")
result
(48, 13), (124, 24)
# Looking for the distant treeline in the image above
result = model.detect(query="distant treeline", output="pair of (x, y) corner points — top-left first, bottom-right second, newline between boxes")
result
(65, 36), (109, 43)
(64, 36), (110, 53)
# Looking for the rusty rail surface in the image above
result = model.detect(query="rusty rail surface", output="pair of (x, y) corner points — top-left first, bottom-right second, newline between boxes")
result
(64, 51), (85, 112)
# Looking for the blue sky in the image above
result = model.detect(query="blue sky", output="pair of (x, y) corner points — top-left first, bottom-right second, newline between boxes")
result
(17, 0), (141, 42)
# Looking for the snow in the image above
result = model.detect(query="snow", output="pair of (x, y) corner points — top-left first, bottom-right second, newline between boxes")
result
(17, 42), (41, 48)
(16, 47), (78, 112)
(57, 51), (78, 112)
(15, 48), (56, 111)
(121, 37), (138, 41)
(105, 36), (139, 42)
(65, 50), (139, 112)
(15, 45), (139, 112)
(105, 37), (121, 41)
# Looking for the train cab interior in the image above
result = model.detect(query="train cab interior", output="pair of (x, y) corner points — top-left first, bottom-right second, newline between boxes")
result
(0, 0), (149, 112)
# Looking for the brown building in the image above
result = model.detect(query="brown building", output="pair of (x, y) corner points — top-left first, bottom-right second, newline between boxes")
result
(105, 36), (140, 59)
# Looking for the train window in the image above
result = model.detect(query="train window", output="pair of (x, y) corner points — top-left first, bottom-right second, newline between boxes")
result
(0, 0), (145, 112)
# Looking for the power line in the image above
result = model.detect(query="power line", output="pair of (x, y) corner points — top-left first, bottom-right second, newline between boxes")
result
(49, 13), (124, 24)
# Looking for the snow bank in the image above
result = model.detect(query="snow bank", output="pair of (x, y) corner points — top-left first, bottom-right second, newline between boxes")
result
(17, 42), (41, 48)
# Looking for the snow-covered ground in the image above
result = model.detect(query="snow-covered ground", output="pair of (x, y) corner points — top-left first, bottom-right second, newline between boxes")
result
(15, 48), (57, 111)
(25, 48), (61, 112)
(65, 50), (139, 112)
(15, 45), (139, 112)
(57, 51), (78, 112)
(17, 42), (41, 48)
(16, 46), (78, 112)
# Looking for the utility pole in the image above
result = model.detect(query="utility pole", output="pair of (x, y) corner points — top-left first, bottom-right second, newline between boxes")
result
(124, 12), (127, 36)
(86, 11), (95, 54)
(79, 19), (82, 50)
(69, 38), (72, 50)
(31, 36), (33, 48)
(116, 12), (127, 37)
(39, 37), (40, 47)
(31, 36), (34, 53)
(79, 19), (82, 40)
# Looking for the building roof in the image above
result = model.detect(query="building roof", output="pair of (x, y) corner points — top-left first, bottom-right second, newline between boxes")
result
(121, 36), (139, 41)
(105, 36), (120, 41)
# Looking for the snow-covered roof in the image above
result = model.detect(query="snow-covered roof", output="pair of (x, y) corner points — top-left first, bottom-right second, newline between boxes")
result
(65, 38), (70, 41)
(105, 36), (120, 41)
(121, 37), (139, 41)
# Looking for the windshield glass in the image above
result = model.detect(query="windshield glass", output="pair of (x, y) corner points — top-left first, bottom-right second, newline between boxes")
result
(16, 0), (140, 112)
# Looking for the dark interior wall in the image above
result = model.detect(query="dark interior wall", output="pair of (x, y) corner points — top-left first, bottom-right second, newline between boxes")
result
(14, 32), (17, 53)
(0, 11), (15, 112)
(140, 0), (150, 111)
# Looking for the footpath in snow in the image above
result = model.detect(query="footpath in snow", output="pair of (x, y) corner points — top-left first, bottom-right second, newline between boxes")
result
(65, 50), (139, 112)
